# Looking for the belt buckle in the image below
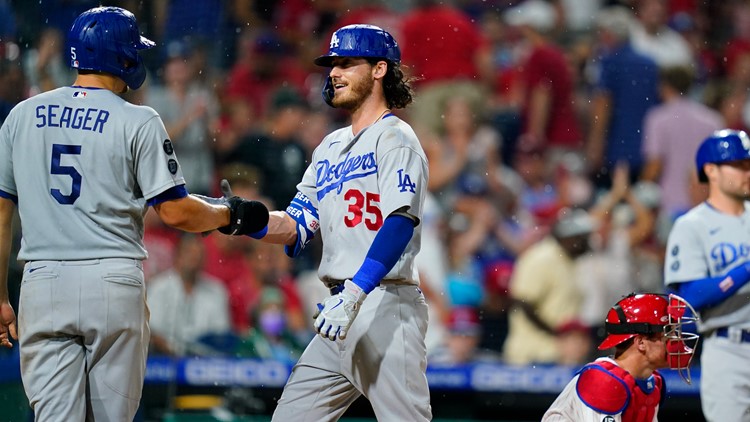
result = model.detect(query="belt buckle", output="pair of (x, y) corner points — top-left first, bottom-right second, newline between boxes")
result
(329, 283), (344, 295)
(729, 327), (743, 343)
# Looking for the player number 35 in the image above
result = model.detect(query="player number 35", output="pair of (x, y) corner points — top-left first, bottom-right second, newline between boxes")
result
(344, 189), (383, 230)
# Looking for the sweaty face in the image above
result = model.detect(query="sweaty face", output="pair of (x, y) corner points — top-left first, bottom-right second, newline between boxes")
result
(329, 57), (374, 110)
(715, 160), (750, 200)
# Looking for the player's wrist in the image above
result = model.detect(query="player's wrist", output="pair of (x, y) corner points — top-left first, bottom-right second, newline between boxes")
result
(343, 279), (367, 304)
(247, 225), (268, 239)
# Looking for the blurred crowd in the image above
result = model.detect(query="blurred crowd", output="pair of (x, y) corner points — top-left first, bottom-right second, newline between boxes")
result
(1, 0), (749, 369)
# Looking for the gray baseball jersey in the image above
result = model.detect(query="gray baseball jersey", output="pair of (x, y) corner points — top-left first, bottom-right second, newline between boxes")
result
(272, 114), (432, 421)
(664, 201), (750, 422)
(297, 114), (427, 285)
(664, 202), (750, 333)
(0, 86), (185, 261)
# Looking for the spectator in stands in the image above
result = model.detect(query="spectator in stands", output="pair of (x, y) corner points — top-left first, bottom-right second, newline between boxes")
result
(0, 47), (27, 124)
(228, 87), (310, 211)
(668, 11), (719, 99)
(503, 207), (592, 365)
(152, 0), (233, 71)
(480, 9), (524, 165)
(142, 208), (180, 282)
(202, 164), (265, 331)
(641, 65), (724, 231)
(575, 164), (659, 341)
(556, 0), (601, 39)
(147, 234), (232, 356)
(629, 0), (693, 69)
(22, 27), (73, 95)
(717, 48), (750, 133)
(400, 0), (492, 137)
(428, 306), (502, 365)
(491, 164), (550, 260)
(234, 286), (307, 364)
(444, 203), (497, 313)
(422, 94), (505, 214)
(324, 0), (403, 45)
(213, 98), (257, 166)
(555, 320), (594, 366)
(512, 142), (561, 229)
(503, 0), (582, 167)
(585, 6), (660, 188)
(233, 240), (309, 339)
(722, 1), (750, 88)
(144, 39), (220, 195)
(414, 192), (451, 354)
(223, 29), (309, 123)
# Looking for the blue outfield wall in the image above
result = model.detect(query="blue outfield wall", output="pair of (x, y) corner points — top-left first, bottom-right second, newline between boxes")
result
(0, 352), (700, 396)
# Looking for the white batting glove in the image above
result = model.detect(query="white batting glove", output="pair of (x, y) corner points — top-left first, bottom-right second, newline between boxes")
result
(313, 280), (367, 341)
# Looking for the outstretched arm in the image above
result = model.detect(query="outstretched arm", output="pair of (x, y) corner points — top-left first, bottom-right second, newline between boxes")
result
(153, 181), (269, 235)
(0, 197), (17, 348)
(154, 194), (231, 233)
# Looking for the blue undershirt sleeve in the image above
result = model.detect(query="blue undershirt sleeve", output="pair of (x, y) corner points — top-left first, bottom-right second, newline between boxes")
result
(146, 185), (188, 207)
(0, 189), (17, 204)
(673, 262), (750, 311)
(351, 214), (415, 294)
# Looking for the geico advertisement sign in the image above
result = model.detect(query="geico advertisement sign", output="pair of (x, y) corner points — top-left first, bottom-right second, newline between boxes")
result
(184, 358), (290, 387)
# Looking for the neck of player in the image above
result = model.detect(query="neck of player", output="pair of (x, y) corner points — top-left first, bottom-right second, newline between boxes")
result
(350, 96), (390, 135)
(73, 73), (128, 94)
(707, 191), (747, 216)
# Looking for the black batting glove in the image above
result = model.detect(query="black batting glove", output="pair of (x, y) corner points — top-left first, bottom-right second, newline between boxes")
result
(217, 179), (270, 236)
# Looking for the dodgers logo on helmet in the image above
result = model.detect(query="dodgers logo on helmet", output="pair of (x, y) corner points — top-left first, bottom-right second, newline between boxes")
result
(314, 24), (400, 67)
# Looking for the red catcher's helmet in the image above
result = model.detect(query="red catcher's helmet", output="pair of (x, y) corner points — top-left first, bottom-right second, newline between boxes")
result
(598, 293), (699, 384)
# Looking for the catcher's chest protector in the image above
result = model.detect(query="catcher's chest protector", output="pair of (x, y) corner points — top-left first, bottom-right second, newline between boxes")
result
(576, 361), (663, 422)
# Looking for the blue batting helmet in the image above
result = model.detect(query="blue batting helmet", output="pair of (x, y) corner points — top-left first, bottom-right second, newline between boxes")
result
(315, 24), (400, 67)
(316, 24), (400, 107)
(66, 7), (155, 90)
(696, 129), (750, 183)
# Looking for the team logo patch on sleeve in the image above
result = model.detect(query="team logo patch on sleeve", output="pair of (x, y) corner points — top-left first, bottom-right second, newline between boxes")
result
(397, 169), (416, 193)
(168, 159), (178, 174)
(163, 139), (174, 155)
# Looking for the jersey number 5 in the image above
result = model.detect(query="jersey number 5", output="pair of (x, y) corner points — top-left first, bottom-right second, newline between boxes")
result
(51, 143), (82, 205)
(344, 189), (383, 230)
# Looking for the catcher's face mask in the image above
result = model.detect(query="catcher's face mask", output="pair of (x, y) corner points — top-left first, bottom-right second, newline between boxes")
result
(599, 293), (700, 384)
(664, 294), (700, 384)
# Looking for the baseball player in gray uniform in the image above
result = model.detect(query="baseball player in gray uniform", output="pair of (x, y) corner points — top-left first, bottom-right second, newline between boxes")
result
(245, 24), (431, 421)
(664, 129), (750, 421)
(0, 7), (267, 421)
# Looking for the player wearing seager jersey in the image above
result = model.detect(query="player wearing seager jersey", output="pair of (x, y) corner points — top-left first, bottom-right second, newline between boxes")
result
(245, 25), (431, 421)
(0, 7), (267, 422)
(664, 129), (750, 421)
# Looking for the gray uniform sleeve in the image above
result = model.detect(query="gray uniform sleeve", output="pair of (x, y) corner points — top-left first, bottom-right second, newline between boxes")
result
(133, 115), (186, 200)
(375, 124), (428, 224)
(664, 216), (708, 287)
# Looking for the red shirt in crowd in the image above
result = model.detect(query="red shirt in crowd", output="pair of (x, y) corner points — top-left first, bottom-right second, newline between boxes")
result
(520, 44), (582, 148)
(400, 5), (488, 86)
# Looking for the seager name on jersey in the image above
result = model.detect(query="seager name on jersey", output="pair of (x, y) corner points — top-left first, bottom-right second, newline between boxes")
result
(35, 104), (110, 133)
